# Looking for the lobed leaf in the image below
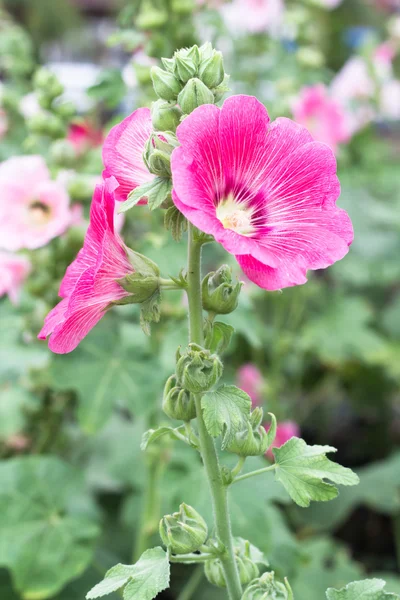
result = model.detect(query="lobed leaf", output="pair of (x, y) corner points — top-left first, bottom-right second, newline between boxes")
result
(326, 578), (400, 599)
(201, 385), (251, 449)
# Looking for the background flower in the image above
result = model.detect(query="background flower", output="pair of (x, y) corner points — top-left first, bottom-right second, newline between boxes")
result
(0, 252), (31, 304)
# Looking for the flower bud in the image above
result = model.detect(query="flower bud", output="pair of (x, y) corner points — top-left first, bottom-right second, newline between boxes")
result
(151, 99), (182, 132)
(136, 0), (168, 29)
(202, 265), (242, 315)
(159, 503), (208, 554)
(50, 139), (76, 167)
(33, 67), (64, 99)
(27, 112), (66, 138)
(199, 42), (214, 62)
(205, 554), (259, 588)
(151, 66), (182, 101)
(242, 571), (292, 600)
(199, 51), (225, 89)
(176, 343), (223, 393)
(177, 78), (214, 115)
(174, 48), (198, 83)
(226, 413), (269, 457)
(213, 74), (230, 102)
(143, 132), (178, 177)
(163, 374), (196, 421)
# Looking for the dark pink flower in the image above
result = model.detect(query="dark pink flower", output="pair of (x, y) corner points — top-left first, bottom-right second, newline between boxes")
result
(0, 252), (31, 304)
(237, 363), (264, 406)
(172, 95), (353, 291)
(266, 420), (300, 459)
(38, 178), (135, 354)
(102, 108), (154, 203)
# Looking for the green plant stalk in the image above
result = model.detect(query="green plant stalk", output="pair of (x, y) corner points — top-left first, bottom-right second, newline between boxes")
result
(186, 224), (242, 600)
(176, 565), (204, 600)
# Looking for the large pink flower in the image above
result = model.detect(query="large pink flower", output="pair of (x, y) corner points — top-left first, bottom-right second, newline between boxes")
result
(172, 95), (353, 291)
(292, 84), (351, 152)
(0, 252), (31, 304)
(38, 177), (135, 354)
(0, 156), (72, 251)
(102, 107), (154, 203)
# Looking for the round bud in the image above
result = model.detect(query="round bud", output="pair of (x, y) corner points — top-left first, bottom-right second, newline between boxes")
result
(163, 375), (196, 421)
(174, 49), (198, 83)
(199, 51), (225, 89)
(176, 343), (223, 394)
(151, 99), (182, 132)
(202, 265), (242, 315)
(151, 66), (182, 102)
(50, 139), (76, 167)
(33, 67), (64, 99)
(177, 78), (214, 115)
(136, 0), (168, 29)
(159, 503), (208, 554)
(242, 571), (292, 600)
(205, 555), (259, 588)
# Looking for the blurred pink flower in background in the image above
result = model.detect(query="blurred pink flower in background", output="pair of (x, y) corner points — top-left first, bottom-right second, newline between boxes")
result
(0, 156), (72, 251)
(221, 0), (284, 36)
(292, 84), (351, 152)
(266, 420), (300, 459)
(0, 108), (8, 139)
(0, 252), (31, 304)
(237, 363), (264, 406)
(67, 121), (103, 156)
(380, 79), (400, 120)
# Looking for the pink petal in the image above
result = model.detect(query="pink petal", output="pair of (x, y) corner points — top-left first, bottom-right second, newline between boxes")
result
(102, 108), (154, 202)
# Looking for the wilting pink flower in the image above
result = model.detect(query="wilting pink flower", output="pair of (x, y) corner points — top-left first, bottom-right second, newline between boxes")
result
(38, 177), (135, 354)
(0, 156), (72, 251)
(237, 364), (264, 406)
(292, 84), (351, 152)
(102, 107), (154, 203)
(221, 0), (284, 36)
(67, 121), (103, 155)
(266, 420), (300, 459)
(172, 95), (353, 291)
(0, 252), (31, 304)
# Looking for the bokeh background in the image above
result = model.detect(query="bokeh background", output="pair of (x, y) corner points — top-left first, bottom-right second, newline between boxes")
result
(0, 0), (399, 599)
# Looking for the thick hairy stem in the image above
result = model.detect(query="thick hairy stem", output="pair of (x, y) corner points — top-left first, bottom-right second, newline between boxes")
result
(186, 224), (242, 600)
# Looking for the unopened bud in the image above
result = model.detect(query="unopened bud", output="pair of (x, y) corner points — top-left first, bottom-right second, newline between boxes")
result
(174, 48), (198, 83)
(205, 554), (259, 588)
(163, 374), (196, 421)
(144, 132), (178, 177)
(199, 51), (225, 89)
(33, 68), (64, 99)
(213, 74), (230, 103)
(151, 99), (182, 132)
(27, 112), (66, 138)
(159, 503), (208, 554)
(151, 66), (182, 101)
(136, 0), (168, 29)
(199, 42), (214, 62)
(177, 78), (214, 115)
(50, 139), (76, 167)
(176, 343), (223, 393)
(242, 571), (293, 600)
(202, 265), (242, 315)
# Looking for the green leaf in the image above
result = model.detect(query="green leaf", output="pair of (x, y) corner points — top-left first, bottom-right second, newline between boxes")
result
(120, 178), (172, 213)
(86, 547), (170, 600)
(0, 456), (100, 600)
(273, 438), (359, 508)
(88, 68), (126, 109)
(141, 425), (186, 451)
(0, 386), (40, 441)
(204, 322), (234, 355)
(326, 579), (399, 599)
(201, 385), (251, 449)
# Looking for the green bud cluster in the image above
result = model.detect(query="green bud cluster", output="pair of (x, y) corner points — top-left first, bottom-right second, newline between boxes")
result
(226, 407), (269, 457)
(143, 131), (179, 177)
(202, 265), (242, 315)
(242, 571), (293, 600)
(159, 503), (208, 554)
(150, 43), (229, 115)
(176, 343), (223, 394)
(162, 374), (196, 421)
(205, 541), (259, 588)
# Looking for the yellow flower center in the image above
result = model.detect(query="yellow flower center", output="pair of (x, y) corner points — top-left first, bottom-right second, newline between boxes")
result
(29, 201), (51, 226)
(216, 194), (254, 236)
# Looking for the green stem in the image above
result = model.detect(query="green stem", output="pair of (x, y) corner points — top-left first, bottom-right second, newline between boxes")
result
(133, 456), (164, 562)
(232, 463), (276, 485)
(186, 224), (242, 600)
(170, 553), (214, 563)
(176, 565), (204, 600)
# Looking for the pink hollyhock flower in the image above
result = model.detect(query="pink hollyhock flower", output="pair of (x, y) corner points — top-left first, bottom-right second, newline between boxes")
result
(266, 420), (300, 459)
(0, 252), (31, 304)
(0, 156), (72, 251)
(172, 95), (353, 291)
(292, 84), (351, 152)
(237, 364), (264, 406)
(38, 177), (135, 354)
(221, 0), (284, 36)
(67, 121), (103, 155)
(102, 107), (154, 203)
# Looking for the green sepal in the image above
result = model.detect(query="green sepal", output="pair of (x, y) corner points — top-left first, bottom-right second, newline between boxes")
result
(140, 289), (161, 336)
(225, 407), (269, 457)
(241, 571), (292, 600)
(198, 50), (225, 88)
(164, 205), (188, 241)
(176, 343), (223, 393)
(177, 77), (214, 115)
(159, 503), (208, 554)
(120, 177), (172, 212)
(162, 374), (197, 421)
(204, 321), (234, 355)
(151, 66), (182, 101)
(202, 266), (242, 315)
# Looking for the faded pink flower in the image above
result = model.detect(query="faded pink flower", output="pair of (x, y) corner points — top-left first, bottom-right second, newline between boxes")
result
(0, 252), (31, 304)
(292, 84), (351, 152)
(266, 420), (300, 459)
(38, 177), (135, 354)
(0, 156), (72, 251)
(237, 363), (264, 406)
(102, 107), (154, 203)
(221, 0), (284, 36)
(172, 95), (353, 291)
(67, 121), (103, 155)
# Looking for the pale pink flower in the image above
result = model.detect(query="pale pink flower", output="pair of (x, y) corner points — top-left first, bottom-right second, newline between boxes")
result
(237, 363), (264, 406)
(0, 156), (72, 251)
(221, 0), (284, 36)
(38, 177), (135, 354)
(172, 95), (353, 291)
(67, 121), (103, 155)
(0, 252), (31, 304)
(266, 420), (300, 459)
(102, 107), (154, 203)
(292, 84), (351, 152)
(380, 79), (400, 120)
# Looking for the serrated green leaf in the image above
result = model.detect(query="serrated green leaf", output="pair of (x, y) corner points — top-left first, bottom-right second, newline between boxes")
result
(201, 385), (251, 449)
(273, 437), (359, 508)
(86, 547), (170, 600)
(0, 456), (99, 600)
(204, 322), (234, 355)
(326, 579), (399, 599)
(120, 178), (171, 213)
